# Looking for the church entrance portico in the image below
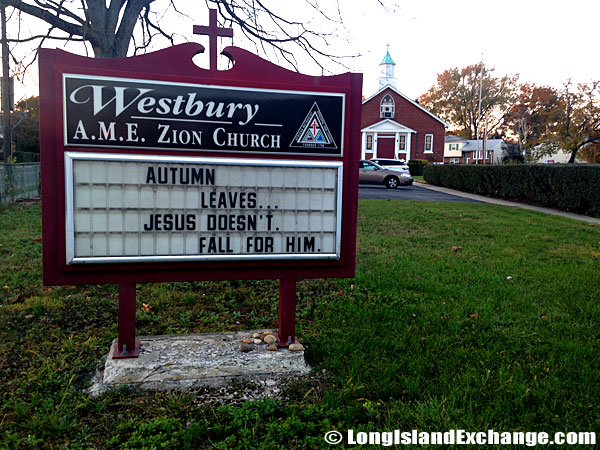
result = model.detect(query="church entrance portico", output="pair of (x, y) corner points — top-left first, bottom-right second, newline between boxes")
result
(361, 119), (416, 161)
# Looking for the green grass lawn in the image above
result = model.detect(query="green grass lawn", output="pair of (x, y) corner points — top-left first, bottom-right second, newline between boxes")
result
(1, 201), (598, 449)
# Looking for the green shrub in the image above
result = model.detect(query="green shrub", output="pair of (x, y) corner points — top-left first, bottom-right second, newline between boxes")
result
(423, 164), (600, 216)
(408, 159), (429, 176)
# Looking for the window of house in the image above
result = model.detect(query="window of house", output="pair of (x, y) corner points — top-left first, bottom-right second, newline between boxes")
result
(399, 135), (406, 151)
(424, 134), (433, 153)
(380, 94), (395, 119)
(366, 134), (373, 150)
(450, 158), (460, 164)
(448, 143), (459, 151)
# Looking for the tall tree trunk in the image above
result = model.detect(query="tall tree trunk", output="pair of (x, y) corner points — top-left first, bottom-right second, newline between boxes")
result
(1, 5), (11, 162)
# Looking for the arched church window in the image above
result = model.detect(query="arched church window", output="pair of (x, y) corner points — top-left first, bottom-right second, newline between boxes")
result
(380, 94), (395, 119)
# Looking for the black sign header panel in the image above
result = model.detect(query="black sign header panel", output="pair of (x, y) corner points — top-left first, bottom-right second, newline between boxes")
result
(63, 74), (345, 156)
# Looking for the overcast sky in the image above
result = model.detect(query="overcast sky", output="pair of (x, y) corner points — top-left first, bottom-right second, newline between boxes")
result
(6, 0), (599, 103)
(342, 0), (599, 98)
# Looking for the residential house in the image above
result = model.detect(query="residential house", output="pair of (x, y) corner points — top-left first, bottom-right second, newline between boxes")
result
(443, 135), (508, 164)
(444, 135), (466, 164)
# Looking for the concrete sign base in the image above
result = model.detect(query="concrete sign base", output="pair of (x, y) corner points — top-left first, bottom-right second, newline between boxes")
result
(88, 330), (311, 397)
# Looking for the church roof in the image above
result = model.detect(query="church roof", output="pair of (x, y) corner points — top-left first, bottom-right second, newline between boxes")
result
(363, 85), (449, 127)
(380, 50), (395, 65)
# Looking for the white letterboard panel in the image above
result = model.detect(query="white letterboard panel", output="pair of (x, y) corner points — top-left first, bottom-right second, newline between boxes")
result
(64, 152), (342, 264)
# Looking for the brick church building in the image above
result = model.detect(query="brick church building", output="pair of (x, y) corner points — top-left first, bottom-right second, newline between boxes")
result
(361, 49), (447, 162)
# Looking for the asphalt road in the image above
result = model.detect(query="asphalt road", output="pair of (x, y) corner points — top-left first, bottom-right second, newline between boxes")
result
(358, 183), (481, 202)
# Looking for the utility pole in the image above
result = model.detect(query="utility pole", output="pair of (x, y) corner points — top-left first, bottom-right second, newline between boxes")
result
(484, 117), (488, 164)
(476, 54), (483, 164)
(1, 5), (11, 163)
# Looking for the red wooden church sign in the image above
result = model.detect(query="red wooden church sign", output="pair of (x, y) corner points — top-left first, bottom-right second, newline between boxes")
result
(39, 11), (362, 357)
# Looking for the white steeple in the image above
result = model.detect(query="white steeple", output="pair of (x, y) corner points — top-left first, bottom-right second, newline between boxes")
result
(378, 44), (397, 90)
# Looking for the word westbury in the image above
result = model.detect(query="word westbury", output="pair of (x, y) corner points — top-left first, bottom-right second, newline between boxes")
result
(66, 82), (281, 149)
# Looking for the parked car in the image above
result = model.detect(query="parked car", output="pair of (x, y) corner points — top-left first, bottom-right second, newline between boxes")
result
(359, 160), (413, 188)
(370, 158), (411, 175)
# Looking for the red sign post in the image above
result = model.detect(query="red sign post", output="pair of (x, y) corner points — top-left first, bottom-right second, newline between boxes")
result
(39, 11), (362, 357)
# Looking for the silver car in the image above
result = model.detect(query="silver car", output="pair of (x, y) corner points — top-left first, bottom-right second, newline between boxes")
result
(359, 160), (413, 189)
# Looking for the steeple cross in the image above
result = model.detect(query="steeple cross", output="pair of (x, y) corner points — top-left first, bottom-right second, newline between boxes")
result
(193, 9), (233, 70)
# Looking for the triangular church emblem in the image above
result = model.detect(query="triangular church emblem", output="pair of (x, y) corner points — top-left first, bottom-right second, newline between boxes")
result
(290, 102), (337, 149)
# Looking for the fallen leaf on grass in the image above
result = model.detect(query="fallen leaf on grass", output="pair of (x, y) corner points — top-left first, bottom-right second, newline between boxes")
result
(410, 314), (417, 320)
(33, 238), (42, 242)
(451, 246), (462, 252)
(142, 303), (152, 311)
(468, 312), (479, 319)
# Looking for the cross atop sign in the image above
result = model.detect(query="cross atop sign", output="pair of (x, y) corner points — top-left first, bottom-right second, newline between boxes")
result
(193, 9), (234, 71)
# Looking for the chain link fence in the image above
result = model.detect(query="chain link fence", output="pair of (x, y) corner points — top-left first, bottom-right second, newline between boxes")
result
(0, 162), (40, 204)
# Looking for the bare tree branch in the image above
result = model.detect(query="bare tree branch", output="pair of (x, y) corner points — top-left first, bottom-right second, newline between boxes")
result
(1, 0), (387, 76)
(1, 0), (84, 37)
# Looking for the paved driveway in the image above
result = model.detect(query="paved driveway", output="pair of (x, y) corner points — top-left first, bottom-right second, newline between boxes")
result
(358, 184), (480, 202)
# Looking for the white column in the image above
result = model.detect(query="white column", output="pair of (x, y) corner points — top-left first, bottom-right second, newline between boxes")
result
(406, 133), (412, 161)
(361, 132), (366, 159)
(373, 133), (378, 158)
(395, 132), (400, 158)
